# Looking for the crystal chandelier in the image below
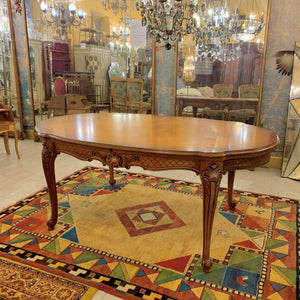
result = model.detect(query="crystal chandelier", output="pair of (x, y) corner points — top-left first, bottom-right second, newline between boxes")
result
(40, 1), (85, 38)
(136, 0), (199, 49)
(230, 0), (264, 42)
(192, 0), (232, 51)
(102, 0), (128, 15)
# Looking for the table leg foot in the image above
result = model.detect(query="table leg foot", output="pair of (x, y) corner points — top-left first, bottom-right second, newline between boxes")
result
(202, 258), (213, 273)
(47, 219), (56, 231)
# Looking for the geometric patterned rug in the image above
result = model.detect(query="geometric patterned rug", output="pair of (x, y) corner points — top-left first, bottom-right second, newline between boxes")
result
(0, 166), (298, 299)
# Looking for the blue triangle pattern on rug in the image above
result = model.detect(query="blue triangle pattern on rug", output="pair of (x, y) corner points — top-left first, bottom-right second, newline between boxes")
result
(61, 247), (71, 255)
(96, 258), (107, 266)
(273, 252), (288, 259)
(276, 229), (289, 235)
(179, 281), (190, 292)
(270, 282), (286, 292)
(59, 202), (70, 208)
(136, 269), (146, 277)
(219, 211), (239, 225)
(60, 227), (79, 243)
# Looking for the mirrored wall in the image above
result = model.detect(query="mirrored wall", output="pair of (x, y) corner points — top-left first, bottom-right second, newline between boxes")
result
(281, 41), (300, 180)
(0, 0), (18, 122)
(176, 0), (270, 126)
(25, 0), (153, 117)
(21, 0), (271, 123)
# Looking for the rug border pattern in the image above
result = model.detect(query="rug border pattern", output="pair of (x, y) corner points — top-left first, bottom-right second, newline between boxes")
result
(0, 166), (299, 300)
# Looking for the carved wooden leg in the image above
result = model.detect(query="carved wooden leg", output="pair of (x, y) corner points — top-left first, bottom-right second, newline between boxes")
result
(200, 163), (222, 273)
(3, 131), (10, 155)
(14, 130), (20, 159)
(178, 102), (184, 116)
(42, 141), (58, 231)
(228, 170), (236, 210)
(109, 164), (116, 186)
(193, 106), (198, 117)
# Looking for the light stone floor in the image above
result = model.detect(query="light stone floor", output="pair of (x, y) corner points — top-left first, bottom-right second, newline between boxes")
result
(1, 138), (299, 300)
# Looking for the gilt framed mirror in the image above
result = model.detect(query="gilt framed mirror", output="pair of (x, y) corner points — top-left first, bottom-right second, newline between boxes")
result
(175, 0), (271, 126)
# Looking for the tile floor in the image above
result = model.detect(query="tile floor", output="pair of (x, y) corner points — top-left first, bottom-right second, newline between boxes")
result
(1, 138), (299, 299)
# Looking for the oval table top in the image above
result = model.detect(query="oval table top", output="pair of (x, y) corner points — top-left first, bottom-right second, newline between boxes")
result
(36, 113), (279, 158)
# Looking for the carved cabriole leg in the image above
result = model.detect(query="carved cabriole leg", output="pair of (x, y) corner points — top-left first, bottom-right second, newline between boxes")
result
(109, 164), (116, 186)
(107, 153), (124, 186)
(199, 163), (222, 273)
(228, 170), (236, 210)
(4, 131), (10, 155)
(42, 141), (58, 231)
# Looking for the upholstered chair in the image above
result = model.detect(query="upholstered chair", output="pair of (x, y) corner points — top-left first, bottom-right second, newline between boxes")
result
(238, 84), (260, 99)
(213, 84), (233, 98)
(127, 79), (144, 113)
(110, 77), (128, 112)
(228, 84), (260, 124)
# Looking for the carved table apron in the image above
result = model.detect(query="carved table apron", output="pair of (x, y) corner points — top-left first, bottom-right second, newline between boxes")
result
(36, 113), (279, 272)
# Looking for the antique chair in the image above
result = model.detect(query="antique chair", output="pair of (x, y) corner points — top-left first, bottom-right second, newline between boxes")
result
(110, 77), (128, 112)
(127, 78), (144, 113)
(66, 94), (91, 114)
(0, 103), (20, 159)
(202, 84), (233, 120)
(238, 84), (260, 98)
(228, 84), (259, 124)
(53, 77), (67, 95)
(43, 77), (67, 117)
(47, 95), (66, 117)
(213, 84), (233, 98)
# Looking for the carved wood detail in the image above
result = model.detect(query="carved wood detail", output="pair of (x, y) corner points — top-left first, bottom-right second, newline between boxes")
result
(223, 152), (272, 172)
(42, 140), (58, 231)
(53, 140), (201, 173)
(200, 163), (222, 272)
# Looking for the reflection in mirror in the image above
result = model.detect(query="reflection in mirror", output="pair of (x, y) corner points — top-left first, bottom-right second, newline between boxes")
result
(0, 0), (20, 135)
(176, 0), (269, 125)
(25, 0), (153, 119)
(281, 42), (300, 181)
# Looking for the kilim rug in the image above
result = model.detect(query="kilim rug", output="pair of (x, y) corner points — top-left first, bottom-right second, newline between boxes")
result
(0, 166), (298, 299)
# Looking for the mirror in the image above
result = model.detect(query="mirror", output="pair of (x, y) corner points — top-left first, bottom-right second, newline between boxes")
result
(281, 41), (300, 180)
(176, 0), (270, 126)
(0, 0), (20, 132)
(25, 0), (153, 118)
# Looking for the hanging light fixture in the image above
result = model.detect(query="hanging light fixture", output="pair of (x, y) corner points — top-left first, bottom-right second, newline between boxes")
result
(230, 0), (264, 42)
(40, 1), (85, 38)
(192, 0), (231, 51)
(136, 0), (199, 50)
(102, 0), (128, 15)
